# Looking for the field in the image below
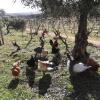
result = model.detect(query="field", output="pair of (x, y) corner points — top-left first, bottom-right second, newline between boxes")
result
(0, 25), (100, 100)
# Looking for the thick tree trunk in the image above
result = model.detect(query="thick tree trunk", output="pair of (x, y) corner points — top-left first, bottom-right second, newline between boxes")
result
(72, 0), (94, 62)
(72, 11), (89, 62)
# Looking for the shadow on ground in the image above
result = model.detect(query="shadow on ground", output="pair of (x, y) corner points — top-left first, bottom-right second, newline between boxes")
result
(8, 78), (19, 89)
(38, 74), (52, 96)
(64, 71), (100, 100)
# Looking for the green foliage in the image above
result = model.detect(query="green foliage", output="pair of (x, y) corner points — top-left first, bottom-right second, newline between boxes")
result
(3, 18), (26, 32)
(20, 0), (100, 18)
(11, 19), (26, 31)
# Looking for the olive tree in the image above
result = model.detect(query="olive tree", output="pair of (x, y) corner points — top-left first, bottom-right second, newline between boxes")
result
(3, 18), (26, 34)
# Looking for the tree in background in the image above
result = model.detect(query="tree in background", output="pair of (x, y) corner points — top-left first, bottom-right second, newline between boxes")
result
(0, 9), (6, 17)
(3, 18), (26, 34)
(0, 9), (6, 45)
(13, 18), (26, 37)
(3, 18), (12, 34)
(0, 20), (4, 45)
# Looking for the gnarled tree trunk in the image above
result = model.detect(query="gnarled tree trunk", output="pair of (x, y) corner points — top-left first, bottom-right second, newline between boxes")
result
(72, 0), (93, 62)
(72, 11), (89, 62)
